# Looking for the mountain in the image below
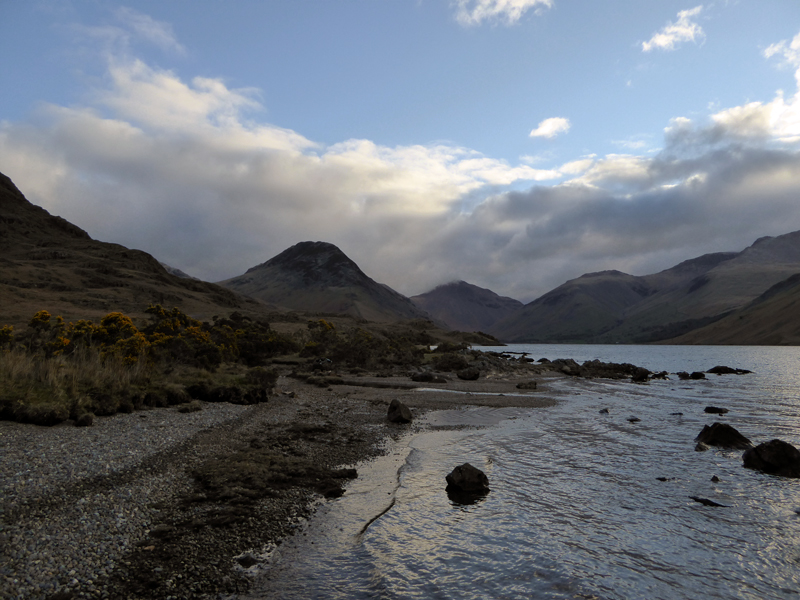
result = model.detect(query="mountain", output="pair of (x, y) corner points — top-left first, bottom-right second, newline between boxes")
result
(667, 273), (800, 345)
(217, 241), (432, 323)
(0, 171), (265, 327)
(491, 232), (800, 344)
(410, 281), (522, 333)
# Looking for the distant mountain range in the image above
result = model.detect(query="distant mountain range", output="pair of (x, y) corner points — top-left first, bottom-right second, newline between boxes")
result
(489, 232), (800, 344)
(217, 241), (432, 323)
(3, 169), (800, 344)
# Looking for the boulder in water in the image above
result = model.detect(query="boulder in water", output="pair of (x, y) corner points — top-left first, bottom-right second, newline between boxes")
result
(742, 439), (800, 478)
(695, 423), (753, 450)
(704, 406), (729, 414)
(445, 463), (489, 494)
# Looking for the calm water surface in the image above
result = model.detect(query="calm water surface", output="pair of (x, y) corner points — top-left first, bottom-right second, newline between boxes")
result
(244, 345), (800, 600)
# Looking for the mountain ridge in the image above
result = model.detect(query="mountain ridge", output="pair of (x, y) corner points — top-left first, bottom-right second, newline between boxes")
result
(489, 232), (800, 344)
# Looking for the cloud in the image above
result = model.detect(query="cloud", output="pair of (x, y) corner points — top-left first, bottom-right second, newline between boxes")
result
(0, 55), (561, 291)
(4, 19), (800, 304)
(642, 6), (704, 53)
(453, 0), (553, 26)
(529, 117), (571, 139)
(114, 7), (186, 55)
(71, 6), (186, 57)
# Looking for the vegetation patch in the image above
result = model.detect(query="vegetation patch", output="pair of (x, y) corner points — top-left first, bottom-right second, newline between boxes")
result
(0, 306), (296, 425)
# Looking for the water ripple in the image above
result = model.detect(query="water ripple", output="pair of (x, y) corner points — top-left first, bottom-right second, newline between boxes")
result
(248, 346), (800, 600)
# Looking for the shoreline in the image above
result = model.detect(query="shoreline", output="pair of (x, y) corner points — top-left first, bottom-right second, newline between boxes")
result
(1, 370), (559, 600)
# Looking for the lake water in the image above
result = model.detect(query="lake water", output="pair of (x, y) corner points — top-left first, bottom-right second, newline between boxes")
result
(242, 345), (800, 600)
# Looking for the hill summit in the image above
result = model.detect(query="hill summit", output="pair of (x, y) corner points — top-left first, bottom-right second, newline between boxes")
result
(219, 241), (432, 323)
(410, 280), (522, 333)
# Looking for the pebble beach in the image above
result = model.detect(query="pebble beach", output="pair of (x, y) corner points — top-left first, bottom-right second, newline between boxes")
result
(1, 370), (555, 600)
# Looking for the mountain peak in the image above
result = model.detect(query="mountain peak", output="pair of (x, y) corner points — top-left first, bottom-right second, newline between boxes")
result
(246, 241), (367, 287)
(222, 241), (430, 322)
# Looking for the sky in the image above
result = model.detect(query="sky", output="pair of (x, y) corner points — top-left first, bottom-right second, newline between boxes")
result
(2, 1), (800, 303)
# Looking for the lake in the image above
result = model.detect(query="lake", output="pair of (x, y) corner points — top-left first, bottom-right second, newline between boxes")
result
(243, 345), (800, 600)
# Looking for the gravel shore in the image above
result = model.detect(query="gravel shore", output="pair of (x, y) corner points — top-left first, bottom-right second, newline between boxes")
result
(1, 370), (557, 600)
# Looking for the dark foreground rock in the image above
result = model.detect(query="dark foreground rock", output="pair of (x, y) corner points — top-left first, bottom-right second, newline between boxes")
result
(445, 463), (489, 494)
(742, 439), (800, 478)
(387, 399), (413, 423)
(695, 422), (753, 450)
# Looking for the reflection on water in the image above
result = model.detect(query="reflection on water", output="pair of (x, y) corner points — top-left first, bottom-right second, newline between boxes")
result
(245, 346), (800, 600)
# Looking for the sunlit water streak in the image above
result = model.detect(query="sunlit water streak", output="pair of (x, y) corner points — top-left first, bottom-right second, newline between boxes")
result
(244, 346), (800, 600)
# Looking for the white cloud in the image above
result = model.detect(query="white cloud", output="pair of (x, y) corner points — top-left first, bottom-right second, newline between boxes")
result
(114, 7), (186, 55)
(453, 0), (553, 26)
(0, 55), (561, 289)
(642, 6), (704, 53)
(529, 117), (571, 139)
(5, 20), (800, 303)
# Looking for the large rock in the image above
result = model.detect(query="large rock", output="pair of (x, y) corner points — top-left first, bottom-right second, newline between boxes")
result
(743, 439), (800, 478)
(445, 463), (489, 494)
(387, 399), (413, 424)
(695, 422), (753, 450)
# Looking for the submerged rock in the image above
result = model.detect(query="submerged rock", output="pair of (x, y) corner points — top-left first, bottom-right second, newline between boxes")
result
(742, 439), (800, 478)
(516, 380), (538, 390)
(704, 406), (729, 414)
(695, 423), (753, 450)
(387, 399), (413, 424)
(445, 463), (489, 494)
(707, 365), (752, 375)
(690, 496), (728, 507)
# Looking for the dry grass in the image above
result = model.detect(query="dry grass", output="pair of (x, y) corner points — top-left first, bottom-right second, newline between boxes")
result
(0, 346), (153, 423)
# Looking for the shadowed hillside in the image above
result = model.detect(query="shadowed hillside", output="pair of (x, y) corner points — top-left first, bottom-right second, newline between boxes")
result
(0, 172), (266, 328)
(410, 281), (522, 333)
(491, 234), (800, 344)
(667, 273), (800, 345)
